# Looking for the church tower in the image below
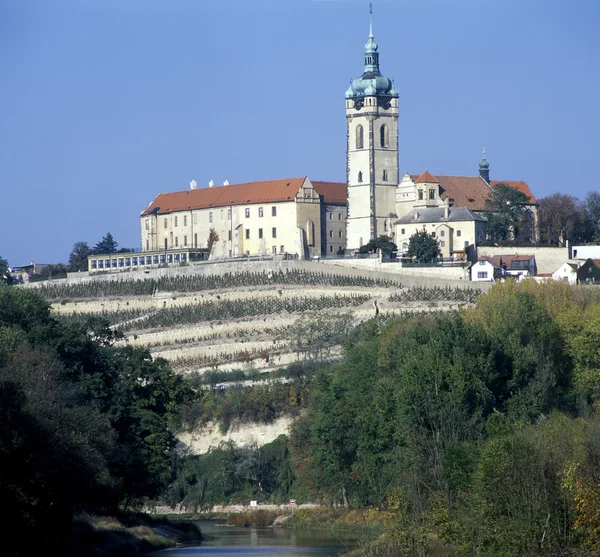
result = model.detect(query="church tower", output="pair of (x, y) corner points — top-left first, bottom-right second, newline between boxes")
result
(345, 7), (399, 250)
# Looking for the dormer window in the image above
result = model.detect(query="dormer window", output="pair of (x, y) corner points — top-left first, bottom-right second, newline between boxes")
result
(429, 189), (435, 200)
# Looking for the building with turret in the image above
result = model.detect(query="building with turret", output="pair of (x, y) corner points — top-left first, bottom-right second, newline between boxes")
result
(344, 7), (399, 250)
(344, 11), (538, 251)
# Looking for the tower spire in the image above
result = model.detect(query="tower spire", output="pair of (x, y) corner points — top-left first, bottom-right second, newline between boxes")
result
(364, 3), (379, 72)
(479, 147), (490, 183)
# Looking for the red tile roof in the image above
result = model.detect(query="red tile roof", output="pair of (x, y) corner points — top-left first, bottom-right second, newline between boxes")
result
(312, 181), (347, 204)
(142, 178), (309, 216)
(410, 174), (537, 211)
(415, 170), (439, 184)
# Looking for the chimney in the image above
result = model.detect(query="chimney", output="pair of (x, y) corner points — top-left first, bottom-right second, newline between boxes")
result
(209, 180), (215, 188)
(223, 179), (230, 186)
(190, 179), (197, 190)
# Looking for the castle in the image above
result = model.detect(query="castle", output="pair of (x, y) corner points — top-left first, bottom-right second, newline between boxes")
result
(88, 8), (538, 273)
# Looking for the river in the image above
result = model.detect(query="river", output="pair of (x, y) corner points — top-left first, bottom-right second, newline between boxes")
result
(147, 520), (368, 557)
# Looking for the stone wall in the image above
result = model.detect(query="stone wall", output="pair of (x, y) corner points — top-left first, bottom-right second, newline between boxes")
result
(28, 257), (490, 291)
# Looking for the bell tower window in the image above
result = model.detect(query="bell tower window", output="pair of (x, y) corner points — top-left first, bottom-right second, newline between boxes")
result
(380, 124), (389, 148)
(356, 125), (364, 149)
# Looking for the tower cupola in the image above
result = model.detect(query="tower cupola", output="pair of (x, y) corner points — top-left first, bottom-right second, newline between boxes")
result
(479, 148), (490, 183)
(345, 5), (397, 101)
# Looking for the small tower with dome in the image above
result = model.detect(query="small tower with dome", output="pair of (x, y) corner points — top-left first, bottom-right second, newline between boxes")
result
(345, 5), (399, 250)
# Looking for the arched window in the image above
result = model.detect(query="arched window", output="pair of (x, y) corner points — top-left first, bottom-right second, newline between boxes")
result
(356, 125), (364, 149)
(358, 171), (363, 183)
(380, 124), (389, 148)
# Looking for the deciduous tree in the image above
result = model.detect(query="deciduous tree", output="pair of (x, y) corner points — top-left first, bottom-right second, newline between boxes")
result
(405, 230), (440, 262)
(68, 241), (91, 271)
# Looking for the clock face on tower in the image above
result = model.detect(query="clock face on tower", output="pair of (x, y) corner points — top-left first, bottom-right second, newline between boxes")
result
(353, 98), (364, 110)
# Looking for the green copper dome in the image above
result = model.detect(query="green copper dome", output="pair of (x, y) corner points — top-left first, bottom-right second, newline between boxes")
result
(345, 8), (397, 100)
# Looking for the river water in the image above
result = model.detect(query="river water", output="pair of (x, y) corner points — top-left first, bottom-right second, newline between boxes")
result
(147, 520), (366, 557)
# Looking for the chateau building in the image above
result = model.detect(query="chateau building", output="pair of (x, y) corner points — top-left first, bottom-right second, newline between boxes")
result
(140, 177), (346, 259)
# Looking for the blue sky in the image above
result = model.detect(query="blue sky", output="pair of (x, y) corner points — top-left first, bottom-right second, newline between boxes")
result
(1, 0), (599, 265)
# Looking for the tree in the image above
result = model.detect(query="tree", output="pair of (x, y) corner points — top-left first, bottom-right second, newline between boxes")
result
(94, 232), (118, 254)
(484, 183), (532, 242)
(0, 256), (9, 284)
(584, 191), (600, 241)
(207, 228), (219, 253)
(405, 230), (440, 262)
(538, 194), (592, 246)
(68, 241), (91, 272)
(358, 235), (397, 257)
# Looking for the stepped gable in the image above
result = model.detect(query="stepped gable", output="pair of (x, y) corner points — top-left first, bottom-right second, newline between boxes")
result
(312, 181), (347, 204)
(409, 174), (536, 212)
(142, 178), (307, 216)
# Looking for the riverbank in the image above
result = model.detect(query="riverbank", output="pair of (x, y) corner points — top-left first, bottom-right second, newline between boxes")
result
(67, 512), (202, 556)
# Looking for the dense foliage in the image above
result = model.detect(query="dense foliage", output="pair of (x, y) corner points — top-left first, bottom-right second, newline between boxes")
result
(358, 235), (398, 257)
(168, 280), (600, 556)
(0, 284), (191, 556)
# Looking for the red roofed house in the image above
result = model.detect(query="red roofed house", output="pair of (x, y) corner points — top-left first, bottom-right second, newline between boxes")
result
(395, 155), (538, 245)
(140, 177), (346, 260)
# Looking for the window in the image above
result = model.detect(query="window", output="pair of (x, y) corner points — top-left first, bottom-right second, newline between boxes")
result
(478, 271), (488, 279)
(145, 219), (149, 230)
(479, 260), (486, 266)
(338, 213), (342, 220)
(401, 228), (405, 235)
(358, 171), (363, 183)
(245, 208), (250, 218)
(91, 260), (97, 269)
(184, 235), (187, 246)
(272, 206), (277, 217)
(175, 237), (179, 247)
(418, 190), (423, 200)
(273, 246), (277, 254)
(184, 216), (187, 226)
(132, 257), (138, 265)
(339, 230), (342, 238)
(245, 229), (250, 240)
(174, 216), (178, 227)
(228, 230), (232, 241)
(209, 212), (213, 223)
(464, 241), (469, 247)
(383, 169), (388, 181)
(384, 220), (387, 231)
(259, 228), (263, 239)
(432, 232), (436, 238)
(259, 207), (264, 218)
(440, 241), (445, 247)
(329, 213), (333, 220)
(272, 227), (277, 238)
(329, 230), (333, 238)
(380, 124), (389, 148)
(330, 245), (334, 253)
(280, 245), (285, 253)
(146, 239), (149, 250)
(440, 230), (445, 237)
(307, 220), (315, 246)
(457, 230), (462, 237)
(429, 189), (435, 200)
(356, 124), (364, 149)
